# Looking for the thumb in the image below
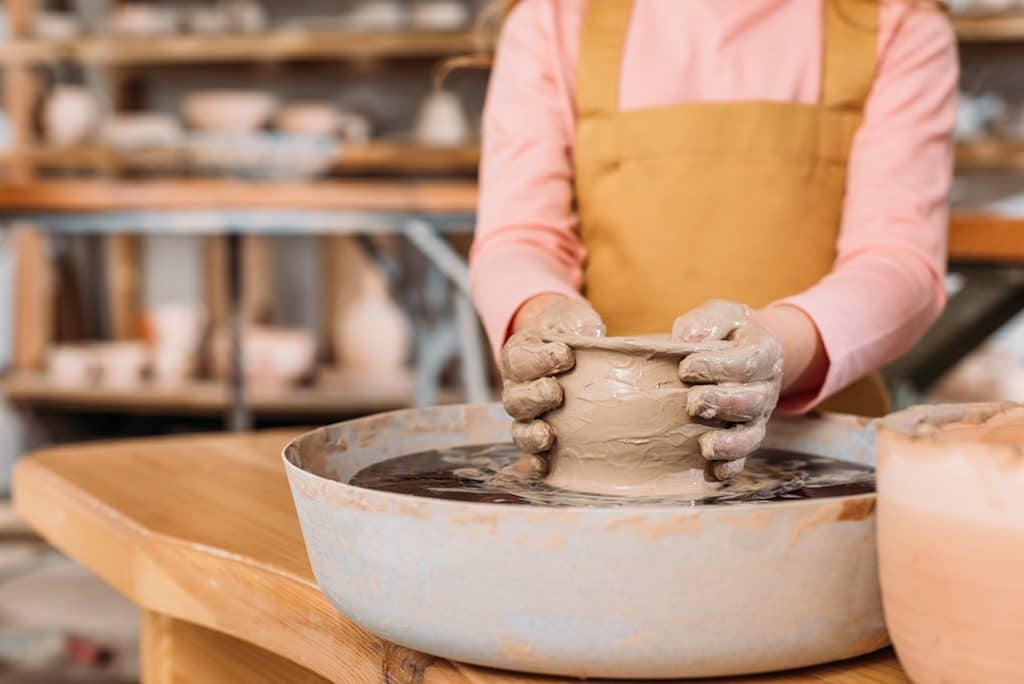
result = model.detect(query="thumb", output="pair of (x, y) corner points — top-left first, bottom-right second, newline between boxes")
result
(537, 298), (605, 337)
(671, 299), (749, 343)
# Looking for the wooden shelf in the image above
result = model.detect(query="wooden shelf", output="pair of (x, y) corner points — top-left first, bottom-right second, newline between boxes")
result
(956, 138), (1024, 173)
(0, 178), (478, 212)
(3, 141), (480, 176)
(950, 212), (1024, 263)
(0, 369), (449, 417)
(953, 11), (1024, 42)
(0, 29), (477, 65)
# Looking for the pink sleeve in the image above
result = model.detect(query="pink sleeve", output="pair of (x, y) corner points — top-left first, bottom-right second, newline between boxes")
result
(776, 4), (958, 412)
(469, 0), (586, 358)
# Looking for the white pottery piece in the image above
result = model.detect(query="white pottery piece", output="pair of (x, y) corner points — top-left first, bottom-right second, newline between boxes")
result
(410, 0), (470, 30)
(48, 345), (100, 386)
(327, 238), (409, 372)
(877, 403), (1024, 684)
(183, 90), (278, 133)
(413, 90), (471, 147)
(284, 404), (886, 679)
(275, 103), (342, 138)
(184, 4), (231, 35)
(221, 0), (267, 33)
(209, 325), (316, 390)
(145, 303), (206, 386)
(344, 0), (408, 31)
(98, 113), (185, 150)
(111, 3), (180, 37)
(33, 11), (82, 40)
(43, 86), (99, 148)
(94, 341), (150, 390)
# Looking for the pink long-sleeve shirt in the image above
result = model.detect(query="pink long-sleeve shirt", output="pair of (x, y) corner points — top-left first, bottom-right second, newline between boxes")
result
(470, 0), (957, 410)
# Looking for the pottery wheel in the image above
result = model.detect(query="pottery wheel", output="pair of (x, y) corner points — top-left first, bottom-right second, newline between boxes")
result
(284, 403), (887, 680)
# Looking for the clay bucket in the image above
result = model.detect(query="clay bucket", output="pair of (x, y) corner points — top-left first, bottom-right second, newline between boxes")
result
(541, 334), (726, 496)
(877, 402), (1024, 683)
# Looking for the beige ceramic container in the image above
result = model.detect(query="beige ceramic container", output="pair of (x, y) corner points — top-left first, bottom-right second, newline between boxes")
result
(877, 402), (1024, 684)
(183, 90), (278, 133)
(542, 334), (725, 495)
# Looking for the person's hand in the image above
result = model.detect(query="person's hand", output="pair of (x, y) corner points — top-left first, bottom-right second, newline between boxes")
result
(672, 300), (783, 480)
(501, 297), (605, 467)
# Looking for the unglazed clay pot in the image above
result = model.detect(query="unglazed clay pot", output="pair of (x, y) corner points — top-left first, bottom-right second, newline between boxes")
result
(877, 402), (1024, 684)
(542, 334), (724, 496)
(183, 90), (278, 133)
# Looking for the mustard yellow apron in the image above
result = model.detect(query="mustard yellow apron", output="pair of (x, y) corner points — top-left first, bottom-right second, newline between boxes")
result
(573, 0), (890, 417)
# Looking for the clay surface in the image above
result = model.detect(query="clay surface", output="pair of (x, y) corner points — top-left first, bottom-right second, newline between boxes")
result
(877, 402), (1024, 683)
(541, 333), (726, 496)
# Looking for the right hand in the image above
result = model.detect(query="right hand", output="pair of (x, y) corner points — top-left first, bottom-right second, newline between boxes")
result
(500, 297), (605, 464)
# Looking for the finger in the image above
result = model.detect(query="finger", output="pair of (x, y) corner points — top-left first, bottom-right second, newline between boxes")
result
(506, 453), (550, 478)
(502, 333), (574, 383)
(671, 300), (749, 343)
(502, 377), (563, 420)
(512, 420), (556, 453)
(687, 382), (778, 422)
(679, 335), (781, 384)
(699, 419), (767, 462)
(706, 457), (746, 481)
(537, 298), (606, 337)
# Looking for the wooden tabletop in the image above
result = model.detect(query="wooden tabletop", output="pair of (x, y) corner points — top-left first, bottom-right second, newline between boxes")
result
(13, 430), (905, 683)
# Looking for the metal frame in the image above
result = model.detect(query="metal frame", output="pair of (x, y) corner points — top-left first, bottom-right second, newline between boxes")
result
(0, 209), (490, 430)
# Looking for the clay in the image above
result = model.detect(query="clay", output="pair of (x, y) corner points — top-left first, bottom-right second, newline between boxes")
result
(541, 333), (727, 496)
(413, 90), (471, 147)
(877, 402), (1024, 684)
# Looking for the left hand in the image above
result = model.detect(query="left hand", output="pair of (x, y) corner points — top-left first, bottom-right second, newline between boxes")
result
(671, 300), (783, 480)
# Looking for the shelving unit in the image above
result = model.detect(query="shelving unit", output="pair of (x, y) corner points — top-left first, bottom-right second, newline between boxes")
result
(956, 138), (1024, 174)
(952, 11), (1024, 42)
(1, 368), (456, 417)
(0, 141), (481, 176)
(0, 29), (478, 65)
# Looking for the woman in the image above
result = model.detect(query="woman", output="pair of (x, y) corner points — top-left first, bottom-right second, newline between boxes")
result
(469, 0), (957, 478)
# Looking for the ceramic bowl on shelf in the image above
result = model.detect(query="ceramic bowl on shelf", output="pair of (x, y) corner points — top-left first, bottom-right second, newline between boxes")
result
(42, 86), (99, 148)
(877, 403), (1024, 684)
(183, 90), (279, 134)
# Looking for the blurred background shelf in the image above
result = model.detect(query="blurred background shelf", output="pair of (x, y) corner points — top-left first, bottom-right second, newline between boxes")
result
(1, 368), (452, 417)
(0, 141), (481, 175)
(0, 29), (478, 65)
(956, 138), (1024, 173)
(952, 11), (1024, 42)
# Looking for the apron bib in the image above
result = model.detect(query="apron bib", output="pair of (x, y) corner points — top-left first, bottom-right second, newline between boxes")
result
(573, 0), (890, 417)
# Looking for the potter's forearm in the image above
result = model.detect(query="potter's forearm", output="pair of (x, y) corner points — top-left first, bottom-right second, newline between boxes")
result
(752, 305), (827, 397)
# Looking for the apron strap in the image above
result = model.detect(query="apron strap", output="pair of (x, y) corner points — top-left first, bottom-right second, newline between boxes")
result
(821, 0), (880, 110)
(575, 0), (634, 118)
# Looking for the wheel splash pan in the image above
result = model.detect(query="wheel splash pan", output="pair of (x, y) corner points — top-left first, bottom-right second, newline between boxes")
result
(283, 403), (885, 680)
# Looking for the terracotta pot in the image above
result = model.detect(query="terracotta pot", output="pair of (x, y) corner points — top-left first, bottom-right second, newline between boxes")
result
(541, 334), (723, 495)
(877, 402), (1024, 684)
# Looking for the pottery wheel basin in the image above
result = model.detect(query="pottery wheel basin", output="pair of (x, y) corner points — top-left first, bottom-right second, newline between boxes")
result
(283, 403), (886, 680)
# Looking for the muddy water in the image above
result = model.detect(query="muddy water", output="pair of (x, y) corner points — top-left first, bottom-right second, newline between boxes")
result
(349, 443), (874, 507)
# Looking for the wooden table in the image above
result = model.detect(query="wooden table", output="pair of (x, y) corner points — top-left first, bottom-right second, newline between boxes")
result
(13, 430), (907, 683)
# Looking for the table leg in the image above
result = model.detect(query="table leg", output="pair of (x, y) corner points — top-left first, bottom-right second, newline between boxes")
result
(225, 233), (251, 431)
(141, 611), (329, 684)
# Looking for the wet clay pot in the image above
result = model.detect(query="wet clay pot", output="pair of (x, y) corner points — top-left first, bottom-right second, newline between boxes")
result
(877, 403), (1024, 684)
(542, 334), (723, 496)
